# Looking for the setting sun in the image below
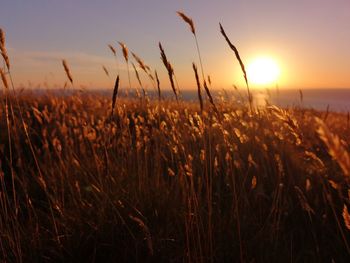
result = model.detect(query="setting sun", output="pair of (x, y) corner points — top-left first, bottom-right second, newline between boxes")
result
(247, 57), (280, 86)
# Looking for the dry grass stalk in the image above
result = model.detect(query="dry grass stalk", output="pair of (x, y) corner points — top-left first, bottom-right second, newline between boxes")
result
(132, 52), (149, 73)
(0, 68), (9, 90)
(132, 62), (145, 97)
(0, 28), (4, 48)
(219, 23), (252, 109)
(343, 205), (350, 230)
(62, 59), (73, 84)
(177, 11), (195, 35)
(102, 65), (109, 77)
(147, 72), (156, 87)
(324, 104), (330, 121)
(108, 44), (120, 75)
(155, 70), (161, 101)
(299, 89), (303, 103)
(118, 41), (131, 90)
(294, 186), (314, 215)
(316, 117), (350, 177)
(192, 63), (203, 112)
(118, 42), (128, 62)
(108, 44), (117, 56)
(203, 80), (219, 116)
(129, 214), (153, 256)
(132, 52), (156, 89)
(132, 63), (142, 87)
(177, 10), (206, 85)
(0, 28), (10, 70)
(159, 42), (178, 101)
(111, 75), (119, 116)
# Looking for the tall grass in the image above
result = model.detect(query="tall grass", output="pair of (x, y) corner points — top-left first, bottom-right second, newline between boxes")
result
(1, 20), (350, 263)
(219, 23), (252, 111)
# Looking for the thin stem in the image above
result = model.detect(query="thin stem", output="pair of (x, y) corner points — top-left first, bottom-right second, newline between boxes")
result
(194, 35), (205, 83)
(126, 61), (131, 91)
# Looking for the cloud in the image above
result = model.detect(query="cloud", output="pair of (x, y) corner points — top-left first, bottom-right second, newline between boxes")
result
(6, 48), (125, 88)
(11, 49), (114, 69)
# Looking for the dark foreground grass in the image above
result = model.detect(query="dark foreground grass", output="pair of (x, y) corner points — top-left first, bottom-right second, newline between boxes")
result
(0, 92), (350, 262)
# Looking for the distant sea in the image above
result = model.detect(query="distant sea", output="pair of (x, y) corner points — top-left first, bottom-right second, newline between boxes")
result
(147, 88), (350, 112)
(167, 88), (350, 112)
(258, 88), (350, 112)
(26, 88), (350, 112)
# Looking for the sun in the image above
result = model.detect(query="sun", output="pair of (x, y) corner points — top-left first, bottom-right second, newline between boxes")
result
(247, 57), (280, 86)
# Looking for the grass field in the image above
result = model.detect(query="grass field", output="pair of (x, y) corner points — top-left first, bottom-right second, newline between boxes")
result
(0, 91), (349, 262)
(1, 20), (350, 262)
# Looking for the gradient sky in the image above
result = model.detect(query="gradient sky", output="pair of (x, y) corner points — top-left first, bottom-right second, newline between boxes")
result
(1, 0), (350, 90)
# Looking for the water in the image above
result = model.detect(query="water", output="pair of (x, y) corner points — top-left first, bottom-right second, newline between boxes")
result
(17, 87), (350, 112)
(252, 88), (350, 112)
(154, 88), (350, 112)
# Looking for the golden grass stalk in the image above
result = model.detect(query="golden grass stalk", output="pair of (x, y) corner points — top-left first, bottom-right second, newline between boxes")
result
(62, 59), (73, 84)
(118, 41), (131, 90)
(0, 28), (4, 48)
(107, 44), (120, 76)
(316, 117), (350, 177)
(108, 44), (117, 56)
(0, 68), (9, 90)
(159, 42), (178, 101)
(147, 72), (156, 86)
(132, 62), (145, 97)
(0, 28), (10, 70)
(129, 214), (153, 256)
(219, 23), (252, 110)
(343, 205), (350, 230)
(132, 62), (142, 87)
(204, 80), (219, 116)
(118, 41), (128, 62)
(192, 63), (203, 112)
(324, 104), (330, 121)
(299, 89), (303, 103)
(132, 52), (149, 72)
(294, 186), (314, 215)
(177, 10), (206, 85)
(102, 65), (109, 77)
(1, 66), (15, 218)
(132, 52), (155, 89)
(155, 70), (161, 101)
(176, 11), (195, 35)
(111, 75), (119, 117)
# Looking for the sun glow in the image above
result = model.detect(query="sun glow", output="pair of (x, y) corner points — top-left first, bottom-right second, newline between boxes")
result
(247, 57), (280, 86)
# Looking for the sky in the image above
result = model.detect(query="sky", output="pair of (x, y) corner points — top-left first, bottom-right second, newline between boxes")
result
(1, 0), (350, 90)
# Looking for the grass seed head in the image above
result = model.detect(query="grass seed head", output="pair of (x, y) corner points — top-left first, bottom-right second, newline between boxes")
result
(132, 52), (148, 72)
(177, 11), (196, 35)
(118, 41), (129, 62)
(111, 75), (119, 116)
(220, 23), (252, 109)
(62, 59), (73, 84)
(102, 65), (109, 77)
(0, 28), (5, 49)
(0, 28), (10, 70)
(155, 70), (161, 100)
(159, 42), (177, 101)
(108, 44), (117, 56)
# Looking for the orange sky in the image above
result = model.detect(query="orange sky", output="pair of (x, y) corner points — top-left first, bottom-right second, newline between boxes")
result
(1, 0), (350, 90)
